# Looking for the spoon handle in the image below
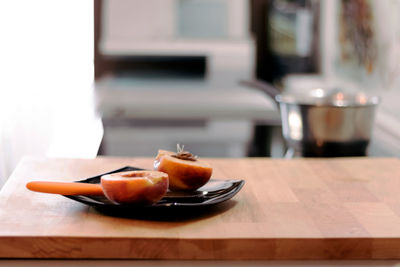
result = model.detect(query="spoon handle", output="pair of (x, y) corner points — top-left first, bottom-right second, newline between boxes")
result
(26, 181), (104, 196)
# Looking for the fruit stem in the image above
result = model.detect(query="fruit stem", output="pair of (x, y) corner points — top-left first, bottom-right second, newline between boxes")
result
(173, 144), (198, 161)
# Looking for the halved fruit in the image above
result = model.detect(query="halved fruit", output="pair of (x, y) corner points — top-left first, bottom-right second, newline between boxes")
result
(154, 147), (212, 191)
(100, 170), (169, 205)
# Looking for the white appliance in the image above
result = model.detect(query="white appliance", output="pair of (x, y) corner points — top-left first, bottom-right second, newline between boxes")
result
(99, 0), (254, 83)
(95, 0), (279, 157)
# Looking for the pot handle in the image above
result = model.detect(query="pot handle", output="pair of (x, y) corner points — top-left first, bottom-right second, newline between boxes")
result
(240, 79), (281, 104)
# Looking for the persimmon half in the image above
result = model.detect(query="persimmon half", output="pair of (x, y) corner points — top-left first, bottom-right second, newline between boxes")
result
(154, 147), (213, 191)
(100, 170), (169, 205)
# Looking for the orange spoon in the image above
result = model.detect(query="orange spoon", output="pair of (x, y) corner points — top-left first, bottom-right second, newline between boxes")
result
(26, 181), (104, 196)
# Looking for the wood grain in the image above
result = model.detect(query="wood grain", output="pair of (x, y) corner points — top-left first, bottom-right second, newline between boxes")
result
(1, 156), (400, 260)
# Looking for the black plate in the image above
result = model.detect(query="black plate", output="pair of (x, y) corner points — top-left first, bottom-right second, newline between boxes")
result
(63, 166), (245, 211)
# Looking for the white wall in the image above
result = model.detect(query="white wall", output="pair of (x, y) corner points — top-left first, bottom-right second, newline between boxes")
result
(0, 1), (97, 187)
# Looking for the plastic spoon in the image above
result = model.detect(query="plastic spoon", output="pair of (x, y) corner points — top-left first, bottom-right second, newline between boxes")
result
(26, 181), (104, 196)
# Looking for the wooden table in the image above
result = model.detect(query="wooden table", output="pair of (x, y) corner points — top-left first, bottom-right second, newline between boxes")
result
(1, 157), (400, 266)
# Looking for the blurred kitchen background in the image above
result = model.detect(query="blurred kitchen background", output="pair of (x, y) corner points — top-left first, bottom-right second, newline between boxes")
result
(1, 0), (400, 187)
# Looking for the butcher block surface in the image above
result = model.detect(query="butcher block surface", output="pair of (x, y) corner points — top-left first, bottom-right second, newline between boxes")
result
(1, 156), (400, 260)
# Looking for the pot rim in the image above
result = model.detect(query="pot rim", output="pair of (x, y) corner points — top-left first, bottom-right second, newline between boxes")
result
(275, 94), (380, 108)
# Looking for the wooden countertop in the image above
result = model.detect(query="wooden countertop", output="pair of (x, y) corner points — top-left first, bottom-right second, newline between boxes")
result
(1, 156), (400, 260)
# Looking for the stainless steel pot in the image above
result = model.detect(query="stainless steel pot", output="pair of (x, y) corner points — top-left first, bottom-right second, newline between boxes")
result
(242, 80), (380, 157)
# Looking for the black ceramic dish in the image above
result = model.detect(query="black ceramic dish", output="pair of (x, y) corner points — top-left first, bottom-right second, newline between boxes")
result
(63, 166), (245, 211)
